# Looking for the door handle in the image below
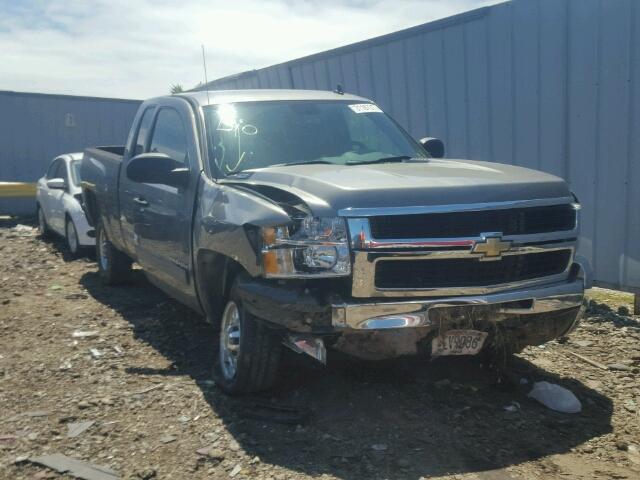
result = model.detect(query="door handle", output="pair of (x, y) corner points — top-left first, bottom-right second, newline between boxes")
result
(133, 196), (149, 207)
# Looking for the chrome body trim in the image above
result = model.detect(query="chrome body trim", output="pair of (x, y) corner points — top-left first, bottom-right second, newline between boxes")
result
(338, 196), (578, 217)
(331, 277), (585, 330)
(351, 231), (579, 250)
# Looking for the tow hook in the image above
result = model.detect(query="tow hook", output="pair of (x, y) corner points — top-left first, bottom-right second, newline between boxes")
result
(283, 334), (326, 364)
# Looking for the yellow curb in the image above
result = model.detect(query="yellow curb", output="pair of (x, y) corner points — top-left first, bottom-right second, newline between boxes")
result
(0, 182), (37, 198)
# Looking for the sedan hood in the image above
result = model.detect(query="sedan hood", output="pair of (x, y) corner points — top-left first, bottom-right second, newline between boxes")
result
(223, 159), (571, 217)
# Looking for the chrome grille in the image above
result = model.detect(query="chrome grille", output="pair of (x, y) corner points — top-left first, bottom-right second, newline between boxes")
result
(345, 198), (579, 298)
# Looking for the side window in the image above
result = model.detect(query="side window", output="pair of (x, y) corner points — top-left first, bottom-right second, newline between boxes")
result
(149, 108), (189, 165)
(47, 159), (61, 178)
(134, 107), (156, 156)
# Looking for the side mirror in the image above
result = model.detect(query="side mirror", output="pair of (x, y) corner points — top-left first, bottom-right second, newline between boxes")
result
(419, 137), (445, 158)
(46, 178), (67, 190)
(126, 152), (190, 188)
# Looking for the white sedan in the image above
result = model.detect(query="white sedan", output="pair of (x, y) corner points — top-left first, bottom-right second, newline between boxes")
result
(36, 153), (95, 256)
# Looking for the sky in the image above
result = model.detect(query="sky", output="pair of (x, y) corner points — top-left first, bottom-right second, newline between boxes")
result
(0, 0), (501, 100)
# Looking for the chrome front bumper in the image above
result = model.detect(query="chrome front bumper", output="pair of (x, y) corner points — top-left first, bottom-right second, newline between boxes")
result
(331, 278), (585, 330)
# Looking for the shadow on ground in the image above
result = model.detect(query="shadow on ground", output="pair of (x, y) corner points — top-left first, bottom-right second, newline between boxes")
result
(80, 270), (613, 480)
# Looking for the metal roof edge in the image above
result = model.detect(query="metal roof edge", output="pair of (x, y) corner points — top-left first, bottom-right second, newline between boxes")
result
(201, 3), (502, 88)
(0, 90), (142, 104)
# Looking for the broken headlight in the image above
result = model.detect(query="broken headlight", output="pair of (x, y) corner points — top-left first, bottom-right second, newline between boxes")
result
(261, 216), (351, 278)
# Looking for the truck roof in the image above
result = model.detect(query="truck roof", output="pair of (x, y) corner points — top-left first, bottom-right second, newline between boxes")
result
(175, 89), (371, 106)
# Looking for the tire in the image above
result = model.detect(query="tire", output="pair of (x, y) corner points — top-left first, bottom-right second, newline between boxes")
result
(37, 205), (51, 238)
(96, 220), (132, 285)
(214, 280), (282, 395)
(65, 216), (81, 257)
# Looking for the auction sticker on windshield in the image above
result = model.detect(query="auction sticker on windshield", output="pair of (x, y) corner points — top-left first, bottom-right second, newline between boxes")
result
(431, 330), (488, 357)
(348, 103), (383, 114)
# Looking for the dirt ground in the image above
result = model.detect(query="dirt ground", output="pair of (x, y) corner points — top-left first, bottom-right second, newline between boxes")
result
(0, 217), (639, 480)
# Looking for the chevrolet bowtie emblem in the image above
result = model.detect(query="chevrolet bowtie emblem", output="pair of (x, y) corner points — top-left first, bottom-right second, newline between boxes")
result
(471, 235), (512, 261)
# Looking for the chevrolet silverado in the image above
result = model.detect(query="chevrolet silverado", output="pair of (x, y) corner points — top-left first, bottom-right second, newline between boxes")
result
(81, 89), (590, 394)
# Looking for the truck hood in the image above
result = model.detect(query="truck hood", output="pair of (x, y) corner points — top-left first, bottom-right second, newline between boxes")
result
(222, 159), (572, 217)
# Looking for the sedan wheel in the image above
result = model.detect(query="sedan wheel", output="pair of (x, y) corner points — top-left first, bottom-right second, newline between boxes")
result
(66, 217), (80, 256)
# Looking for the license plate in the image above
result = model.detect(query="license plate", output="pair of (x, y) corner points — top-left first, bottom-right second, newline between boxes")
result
(431, 330), (488, 357)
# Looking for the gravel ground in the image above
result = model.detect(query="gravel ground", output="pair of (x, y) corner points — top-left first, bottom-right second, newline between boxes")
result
(0, 218), (639, 480)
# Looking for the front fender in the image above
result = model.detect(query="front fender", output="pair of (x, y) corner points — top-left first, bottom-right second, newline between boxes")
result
(193, 176), (292, 277)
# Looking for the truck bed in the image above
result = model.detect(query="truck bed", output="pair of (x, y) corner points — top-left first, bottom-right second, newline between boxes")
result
(80, 146), (125, 248)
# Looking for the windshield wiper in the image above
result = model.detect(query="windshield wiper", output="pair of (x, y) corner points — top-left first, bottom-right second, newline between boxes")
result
(269, 160), (335, 168)
(346, 155), (413, 165)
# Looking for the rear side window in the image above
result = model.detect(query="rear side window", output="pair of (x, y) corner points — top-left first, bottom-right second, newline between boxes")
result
(149, 108), (188, 165)
(134, 107), (156, 156)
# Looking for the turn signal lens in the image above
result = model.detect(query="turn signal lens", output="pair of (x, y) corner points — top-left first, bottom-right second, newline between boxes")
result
(262, 251), (279, 274)
(262, 227), (277, 246)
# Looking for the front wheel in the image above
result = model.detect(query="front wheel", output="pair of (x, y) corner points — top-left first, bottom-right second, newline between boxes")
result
(65, 217), (81, 257)
(214, 281), (282, 395)
(96, 221), (132, 285)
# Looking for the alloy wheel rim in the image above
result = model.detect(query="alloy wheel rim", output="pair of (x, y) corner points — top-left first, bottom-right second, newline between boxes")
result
(99, 229), (109, 271)
(67, 220), (78, 253)
(219, 301), (241, 380)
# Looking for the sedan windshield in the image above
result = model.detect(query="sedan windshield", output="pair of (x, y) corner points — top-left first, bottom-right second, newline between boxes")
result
(202, 101), (427, 176)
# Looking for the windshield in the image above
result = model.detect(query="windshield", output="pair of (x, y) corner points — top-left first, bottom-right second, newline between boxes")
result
(70, 160), (81, 185)
(202, 100), (427, 175)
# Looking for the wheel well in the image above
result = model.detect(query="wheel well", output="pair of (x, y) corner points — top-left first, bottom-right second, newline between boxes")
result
(196, 250), (246, 325)
(66, 212), (80, 234)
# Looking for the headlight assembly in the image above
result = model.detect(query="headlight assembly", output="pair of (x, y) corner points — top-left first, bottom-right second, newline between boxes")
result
(261, 216), (351, 278)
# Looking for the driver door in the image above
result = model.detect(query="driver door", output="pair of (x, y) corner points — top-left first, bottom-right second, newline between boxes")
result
(134, 106), (195, 295)
(120, 106), (157, 255)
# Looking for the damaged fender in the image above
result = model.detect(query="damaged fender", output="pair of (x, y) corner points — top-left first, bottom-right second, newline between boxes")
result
(193, 175), (295, 277)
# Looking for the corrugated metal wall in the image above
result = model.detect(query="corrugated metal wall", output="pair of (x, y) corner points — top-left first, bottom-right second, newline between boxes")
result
(202, 0), (640, 293)
(0, 90), (141, 214)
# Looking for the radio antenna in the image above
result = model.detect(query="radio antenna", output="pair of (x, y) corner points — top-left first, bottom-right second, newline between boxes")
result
(201, 44), (210, 104)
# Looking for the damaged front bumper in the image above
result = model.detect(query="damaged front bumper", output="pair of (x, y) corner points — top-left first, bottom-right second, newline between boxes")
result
(331, 278), (584, 331)
(237, 268), (586, 361)
(238, 275), (585, 336)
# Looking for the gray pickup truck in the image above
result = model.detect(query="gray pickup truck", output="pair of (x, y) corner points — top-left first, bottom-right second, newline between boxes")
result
(81, 89), (590, 394)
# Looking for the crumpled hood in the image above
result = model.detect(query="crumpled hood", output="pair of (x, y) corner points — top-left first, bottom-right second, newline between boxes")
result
(222, 159), (571, 217)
